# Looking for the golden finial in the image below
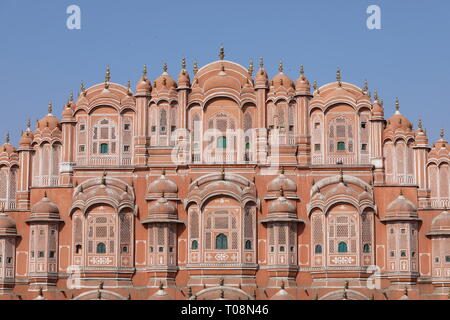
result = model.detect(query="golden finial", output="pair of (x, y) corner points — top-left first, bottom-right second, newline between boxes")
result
(181, 57), (186, 69)
(69, 92), (74, 102)
(127, 80), (132, 96)
(27, 119), (31, 129)
(80, 81), (86, 96)
(279, 61), (283, 73)
(336, 68), (341, 86)
(418, 119), (422, 130)
(219, 46), (225, 60)
(374, 90), (379, 101)
(35, 119), (39, 129)
(300, 64), (304, 77)
(105, 66), (111, 85)
(193, 61), (198, 75)
(259, 56), (264, 68)
(441, 128), (445, 139)
(5, 133), (9, 144)
(380, 98), (384, 106)
(48, 101), (53, 114)
(143, 64), (147, 79)
(313, 80), (318, 91)
(395, 97), (400, 112)
(363, 80), (368, 93)
(248, 60), (253, 75)
(163, 62), (167, 73)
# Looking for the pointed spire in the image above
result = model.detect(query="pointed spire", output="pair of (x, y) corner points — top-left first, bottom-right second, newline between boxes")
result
(27, 119), (31, 129)
(418, 119), (422, 130)
(5, 133), (9, 144)
(105, 66), (110, 88)
(193, 61), (198, 75)
(336, 67), (342, 86)
(69, 92), (74, 102)
(259, 56), (264, 68)
(48, 101), (53, 114)
(248, 59), (253, 75)
(440, 128), (445, 139)
(80, 81), (86, 96)
(181, 57), (186, 70)
(219, 46), (225, 60)
(279, 61), (283, 73)
(300, 64), (304, 77)
(162, 62), (168, 73)
(127, 80), (132, 95)
(313, 80), (318, 91)
(141, 64), (147, 79)
(395, 97), (400, 112)
(374, 90), (379, 102)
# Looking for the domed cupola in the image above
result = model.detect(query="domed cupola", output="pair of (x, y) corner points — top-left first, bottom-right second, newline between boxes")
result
(154, 63), (177, 92)
(148, 194), (177, 216)
(268, 188), (296, 215)
(382, 190), (419, 222)
(428, 208), (450, 236)
(37, 102), (62, 132)
(295, 65), (311, 95)
(270, 61), (294, 90)
(203, 63), (241, 92)
(385, 98), (413, 132)
(414, 119), (429, 145)
(0, 133), (17, 155)
(371, 90), (384, 119)
(28, 192), (62, 222)
(177, 57), (191, 89)
(266, 168), (297, 198)
(147, 170), (178, 198)
(255, 57), (269, 88)
(136, 65), (152, 96)
(0, 207), (18, 236)
(19, 122), (34, 148)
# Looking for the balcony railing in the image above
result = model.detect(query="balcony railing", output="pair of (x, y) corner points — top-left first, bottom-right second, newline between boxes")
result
(0, 200), (16, 210)
(32, 176), (59, 186)
(430, 198), (450, 208)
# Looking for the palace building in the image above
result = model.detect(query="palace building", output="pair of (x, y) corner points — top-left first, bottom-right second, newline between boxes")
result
(0, 49), (449, 300)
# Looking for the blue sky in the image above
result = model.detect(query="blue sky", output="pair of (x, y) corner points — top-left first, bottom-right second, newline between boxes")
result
(0, 0), (449, 144)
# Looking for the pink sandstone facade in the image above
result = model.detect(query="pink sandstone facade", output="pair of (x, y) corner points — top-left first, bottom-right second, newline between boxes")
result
(0, 51), (449, 300)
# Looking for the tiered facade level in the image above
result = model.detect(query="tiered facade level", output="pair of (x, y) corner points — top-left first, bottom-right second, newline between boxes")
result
(0, 52), (449, 300)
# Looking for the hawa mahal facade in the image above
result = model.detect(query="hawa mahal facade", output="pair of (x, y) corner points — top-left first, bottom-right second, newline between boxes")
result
(0, 49), (449, 300)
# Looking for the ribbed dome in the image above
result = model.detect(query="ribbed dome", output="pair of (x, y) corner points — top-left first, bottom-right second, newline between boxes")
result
(136, 78), (152, 91)
(38, 104), (61, 131)
(371, 100), (384, 117)
(203, 68), (241, 92)
(267, 171), (297, 193)
(386, 193), (416, 215)
(429, 209), (450, 236)
(154, 66), (177, 91)
(148, 197), (176, 215)
(295, 75), (310, 92)
(386, 112), (412, 132)
(148, 172), (178, 195)
(62, 105), (73, 118)
(0, 142), (16, 154)
(255, 68), (269, 87)
(268, 195), (296, 214)
(271, 72), (294, 89)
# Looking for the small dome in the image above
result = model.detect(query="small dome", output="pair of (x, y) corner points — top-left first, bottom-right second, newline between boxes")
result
(429, 209), (450, 236)
(271, 72), (294, 89)
(0, 212), (16, 229)
(385, 192), (417, 220)
(148, 197), (176, 215)
(31, 195), (59, 215)
(62, 105), (73, 118)
(19, 130), (34, 147)
(268, 195), (296, 214)
(371, 100), (384, 117)
(0, 142), (16, 154)
(385, 100), (412, 132)
(154, 65), (177, 91)
(295, 74), (310, 92)
(136, 78), (152, 92)
(267, 171), (297, 193)
(178, 69), (191, 88)
(255, 68), (269, 87)
(148, 172), (178, 195)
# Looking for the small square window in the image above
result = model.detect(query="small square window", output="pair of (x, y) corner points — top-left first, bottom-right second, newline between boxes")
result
(6, 257), (12, 264)
(38, 251), (45, 258)
(122, 246), (128, 253)
(171, 126), (176, 132)
(279, 246), (285, 252)
(270, 246), (274, 252)
(31, 251), (34, 258)
(435, 257), (440, 263)
(161, 126), (166, 132)
(49, 251), (55, 258)
(361, 122), (366, 129)
(400, 251), (406, 257)
(80, 124), (85, 131)
(158, 247), (164, 252)
(169, 247), (174, 253)
(124, 124), (130, 130)
(390, 251), (395, 257)
(314, 144), (321, 151)
(289, 125), (294, 132)
(314, 123), (320, 129)
(151, 126), (156, 132)
(446, 256), (450, 263)
(361, 144), (367, 151)
(401, 228), (406, 234)
(149, 246), (154, 253)
(124, 145), (130, 152)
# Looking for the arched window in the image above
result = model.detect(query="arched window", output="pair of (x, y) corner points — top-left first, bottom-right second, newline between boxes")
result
(92, 118), (116, 155)
(191, 240), (198, 250)
(315, 244), (322, 254)
(245, 240), (252, 250)
(217, 136), (227, 148)
(96, 242), (106, 254)
(363, 244), (371, 253)
(338, 241), (348, 253)
(216, 233), (228, 250)
(75, 244), (82, 254)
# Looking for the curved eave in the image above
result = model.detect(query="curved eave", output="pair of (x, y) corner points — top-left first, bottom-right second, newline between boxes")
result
(260, 217), (305, 224)
(141, 218), (185, 225)
(426, 230), (450, 237)
(26, 217), (64, 224)
(380, 216), (421, 223)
